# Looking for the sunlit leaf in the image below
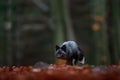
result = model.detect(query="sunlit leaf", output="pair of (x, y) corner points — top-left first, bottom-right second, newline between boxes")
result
(92, 23), (100, 31)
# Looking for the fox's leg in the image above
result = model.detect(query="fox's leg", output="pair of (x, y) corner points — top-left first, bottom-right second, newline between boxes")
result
(72, 59), (78, 65)
(78, 53), (85, 64)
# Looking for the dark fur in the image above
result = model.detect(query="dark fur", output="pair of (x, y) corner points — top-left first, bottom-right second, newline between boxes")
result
(55, 41), (85, 65)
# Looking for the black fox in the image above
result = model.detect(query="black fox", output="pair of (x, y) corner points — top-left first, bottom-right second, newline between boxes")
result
(55, 41), (85, 65)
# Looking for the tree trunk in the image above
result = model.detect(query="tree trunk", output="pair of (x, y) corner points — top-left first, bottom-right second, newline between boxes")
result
(6, 0), (13, 65)
(0, 0), (9, 65)
(50, 0), (65, 45)
(111, 0), (120, 63)
(50, 0), (75, 45)
(63, 0), (75, 41)
(91, 0), (110, 65)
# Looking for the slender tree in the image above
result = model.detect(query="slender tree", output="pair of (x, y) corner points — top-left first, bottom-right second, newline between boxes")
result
(50, 0), (75, 45)
(63, 0), (75, 41)
(111, 0), (120, 63)
(50, 0), (65, 45)
(0, 0), (8, 65)
(6, 0), (13, 65)
(91, 0), (110, 65)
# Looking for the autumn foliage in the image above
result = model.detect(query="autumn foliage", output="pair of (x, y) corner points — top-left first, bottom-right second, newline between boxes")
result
(0, 64), (120, 80)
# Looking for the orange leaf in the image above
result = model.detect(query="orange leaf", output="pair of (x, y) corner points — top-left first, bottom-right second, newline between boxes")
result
(92, 23), (100, 31)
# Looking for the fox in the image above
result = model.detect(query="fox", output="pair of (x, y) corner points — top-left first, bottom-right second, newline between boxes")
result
(55, 41), (85, 65)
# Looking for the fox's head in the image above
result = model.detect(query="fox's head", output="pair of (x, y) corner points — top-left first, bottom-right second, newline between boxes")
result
(55, 45), (67, 59)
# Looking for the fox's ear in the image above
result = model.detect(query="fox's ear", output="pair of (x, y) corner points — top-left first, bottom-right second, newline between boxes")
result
(61, 45), (66, 52)
(56, 45), (60, 51)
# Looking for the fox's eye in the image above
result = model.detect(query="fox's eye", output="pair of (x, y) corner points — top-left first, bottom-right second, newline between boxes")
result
(56, 45), (60, 51)
(61, 45), (66, 52)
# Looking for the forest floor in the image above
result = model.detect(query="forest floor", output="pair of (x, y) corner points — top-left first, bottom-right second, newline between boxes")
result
(0, 63), (120, 80)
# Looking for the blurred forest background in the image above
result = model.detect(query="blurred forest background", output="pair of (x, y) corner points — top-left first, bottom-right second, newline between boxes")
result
(0, 0), (120, 66)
